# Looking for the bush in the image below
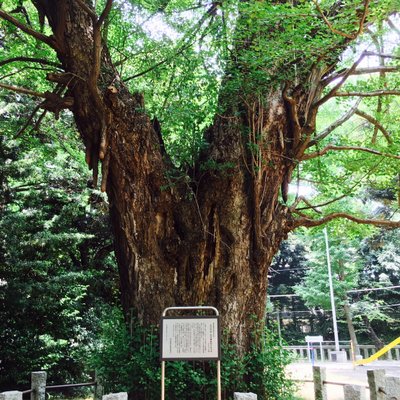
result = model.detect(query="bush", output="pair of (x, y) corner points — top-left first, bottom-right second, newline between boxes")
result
(90, 309), (296, 400)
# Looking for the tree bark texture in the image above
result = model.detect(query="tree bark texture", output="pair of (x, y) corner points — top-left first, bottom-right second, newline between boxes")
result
(31, 0), (339, 350)
(343, 302), (360, 357)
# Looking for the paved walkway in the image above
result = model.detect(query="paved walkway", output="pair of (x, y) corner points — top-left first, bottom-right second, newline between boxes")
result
(286, 361), (400, 399)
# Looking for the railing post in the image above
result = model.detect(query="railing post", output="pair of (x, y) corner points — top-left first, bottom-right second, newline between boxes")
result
(94, 371), (103, 400)
(343, 385), (366, 400)
(0, 392), (22, 400)
(31, 371), (46, 400)
(367, 370), (386, 400)
(313, 366), (327, 400)
(384, 376), (400, 400)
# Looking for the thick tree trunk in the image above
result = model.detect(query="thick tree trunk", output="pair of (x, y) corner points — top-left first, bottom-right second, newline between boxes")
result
(32, 0), (327, 350)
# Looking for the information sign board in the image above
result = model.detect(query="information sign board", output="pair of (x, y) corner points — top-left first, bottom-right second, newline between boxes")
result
(161, 316), (220, 361)
(305, 335), (324, 343)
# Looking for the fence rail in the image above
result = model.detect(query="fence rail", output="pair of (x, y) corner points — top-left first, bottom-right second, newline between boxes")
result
(284, 344), (400, 362)
(45, 382), (96, 390)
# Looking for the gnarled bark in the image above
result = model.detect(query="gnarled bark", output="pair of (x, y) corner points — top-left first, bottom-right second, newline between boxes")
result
(21, 0), (327, 351)
(9, 0), (395, 352)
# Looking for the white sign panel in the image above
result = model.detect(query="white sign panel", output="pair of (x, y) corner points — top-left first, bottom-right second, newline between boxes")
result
(161, 316), (220, 360)
(305, 335), (324, 343)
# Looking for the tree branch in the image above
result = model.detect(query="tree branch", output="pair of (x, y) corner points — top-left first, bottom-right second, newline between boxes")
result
(307, 98), (361, 148)
(387, 18), (400, 38)
(290, 196), (322, 213)
(91, 0), (113, 86)
(295, 193), (348, 212)
(124, 4), (217, 82)
(294, 213), (400, 229)
(0, 57), (62, 68)
(314, 51), (367, 109)
(354, 109), (392, 144)
(15, 103), (42, 137)
(323, 66), (400, 86)
(302, 145), (400, 161)
(89, 0), (113, 162)
(283, 83), (301, 149)
(312, 0), (370, 40)
(363, 51), (400, 60)
(348, 66), (399, 75)
(0, 82), (47, 98)
(96, 0), (113, 29)
(365, 27), (387, 145)
(295, 158), (385, 212)
(0, 8), (59, 50)
(74, 0), (97, 22)
(335, 90), (400, 97)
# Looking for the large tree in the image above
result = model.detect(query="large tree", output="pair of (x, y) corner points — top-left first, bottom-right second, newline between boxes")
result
(1, 0), (400, 350)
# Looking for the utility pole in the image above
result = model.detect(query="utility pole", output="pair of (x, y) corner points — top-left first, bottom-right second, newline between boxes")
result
(276, 309), (282, 346)
(324, 227), (340, 352)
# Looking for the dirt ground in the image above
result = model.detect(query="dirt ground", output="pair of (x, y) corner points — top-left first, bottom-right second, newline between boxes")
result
(286, 360), (400, 400)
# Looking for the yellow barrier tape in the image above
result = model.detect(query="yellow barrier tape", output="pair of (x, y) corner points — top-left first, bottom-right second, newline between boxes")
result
(355, 337), (400, 366)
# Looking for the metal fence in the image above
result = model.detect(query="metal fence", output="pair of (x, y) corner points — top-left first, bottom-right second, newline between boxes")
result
(0, 372), (102, 400)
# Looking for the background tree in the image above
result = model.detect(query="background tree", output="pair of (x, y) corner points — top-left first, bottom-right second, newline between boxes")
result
(0, 98), (119, 389)
(294, 226), (364, 355)
(267, 236), (312, 344)
(1, 0), (400, 354)
(355, 227), (400, 348)
(270, 224), (400, 350)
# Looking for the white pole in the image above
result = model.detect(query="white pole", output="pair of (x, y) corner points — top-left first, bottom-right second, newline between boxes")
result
(323, 227), (340, 352)
(276, 310), (282, 346)
(217, 360), (221, 400)
(161, 361), (165, 400)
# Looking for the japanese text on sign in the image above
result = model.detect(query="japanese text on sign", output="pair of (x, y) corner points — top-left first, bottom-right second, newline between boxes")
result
(161, 317), (220, 360)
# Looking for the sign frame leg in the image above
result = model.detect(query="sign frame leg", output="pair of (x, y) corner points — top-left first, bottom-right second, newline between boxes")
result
(161, 361), (165, 400)
(160, 306), (221, 400)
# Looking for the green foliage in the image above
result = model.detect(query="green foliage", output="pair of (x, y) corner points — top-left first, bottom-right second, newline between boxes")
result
(294, 228), (362, 311)
(241, 328), (295, 399)
(268, 236), (315, 344)
(355, 228), (400, 340)
(90, 309), (295, 400)
(270, 224), (400, 345)
(0, 111), (119, 389)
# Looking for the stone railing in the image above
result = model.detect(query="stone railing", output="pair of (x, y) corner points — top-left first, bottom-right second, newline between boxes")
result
(0, 371), (102, 400)
(308, 366), (400, 400)
(284, 344), (400, 362)
(3, 369), (399, 400)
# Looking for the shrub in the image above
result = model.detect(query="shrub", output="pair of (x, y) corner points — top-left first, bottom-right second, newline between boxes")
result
(90, 309), (295, 400)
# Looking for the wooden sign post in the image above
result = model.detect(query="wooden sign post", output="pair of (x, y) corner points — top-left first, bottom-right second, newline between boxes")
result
(160, 306), (221, 400)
